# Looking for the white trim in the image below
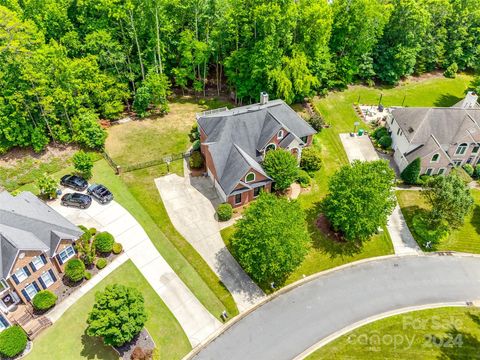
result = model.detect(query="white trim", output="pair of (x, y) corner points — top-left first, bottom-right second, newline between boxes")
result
(277, 130), (284, 140)
(245, 172), (256, 183)
(430, 153), (440, 163)
(40, 271), (54, 289)
(437, 168), (446, 175)
(58, 246), (75, 263)
(31, 256), (45, 271)
(455, 143), (468, 155)
(24, 283), (37, 299)
(425, 168), (434, 175)
(14, 268), (28, 283)
(265, 143), (277, 152)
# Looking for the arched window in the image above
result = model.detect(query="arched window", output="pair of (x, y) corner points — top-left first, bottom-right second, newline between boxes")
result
(245, 172), (255, 183)
(455, 143), (468, 155)
(265, 143), (276, 152)
(277, 130), (284, 139)
(431, 153), (440, 162)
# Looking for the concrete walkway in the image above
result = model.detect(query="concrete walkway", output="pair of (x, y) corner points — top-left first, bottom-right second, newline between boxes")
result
(155, 174), (265, 312)
(50, 191), (221, 347)
(339, 133), (422, 255)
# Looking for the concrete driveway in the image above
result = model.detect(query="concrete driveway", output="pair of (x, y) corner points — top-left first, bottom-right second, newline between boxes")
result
(339, 133), (421, 256)
(155, 174), (265, 312)
(50, 190), (221, 347)
(193, 255), (480, 360)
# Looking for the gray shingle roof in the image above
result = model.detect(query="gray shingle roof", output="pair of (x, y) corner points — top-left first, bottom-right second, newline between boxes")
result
(197, 99), (316, 195)
(0, 191), (82, 278)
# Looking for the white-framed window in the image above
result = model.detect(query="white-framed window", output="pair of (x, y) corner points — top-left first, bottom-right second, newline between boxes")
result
(234, 193), (242, 205)
(431, 153), (440, 163)
(0, 316), (9, 331)
(24, 284), (38, 299)
(425, 168), (434, 175)
(245, 172), (255, 183)
(59, 246), (75, 263)
(40, 272), (54, 288)
(455, 143), (468, 155)
(277, 130), (284, 140)
(472, 144), (480, 154)
(453, 160), (462, 166)
(265, 143), (276, 152)
(438, 168), (446, 175)
(14, 268), (28, 283)
(253, 186), (263, 198)
(31, 256), (45, 271)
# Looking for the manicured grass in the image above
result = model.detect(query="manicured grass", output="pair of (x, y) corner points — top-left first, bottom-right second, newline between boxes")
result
(27, 260), (190, 360)
(92, 160), (238, 318)
(105, 97), (231, 167)
(308, 307), (480, 360)
(397, 189), (480, 253)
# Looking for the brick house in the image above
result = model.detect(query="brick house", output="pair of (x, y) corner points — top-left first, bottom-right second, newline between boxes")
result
(0, 191), (82, 330)
(388, 92), (480, 175)
(197, 93), (316, 207)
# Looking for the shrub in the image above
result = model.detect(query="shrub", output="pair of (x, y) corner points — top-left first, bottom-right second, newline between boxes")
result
(463, 164), (474, 176)
(89, 228), (97, 236)
(32, 290), (57, 311)
(401, 157), (421, 185)
(189, 123), (200, 142)
(377, 134), (392, 149)
(94, 232), (115, 253)
(37, 173), (58, 199)
(189, 151), (204, 169)
(373, 127), (388, 140)
(131, 347), (153, 360)
(72, 109), (107, 150)
(65, 258), (86, 282)
(297, 169), (311, 188)
(412, 214), (448, 249)
(86, 284), (147, 347)
(307, 114), (324, 131)
(0, 325), (27, 358)
(475, 164), (480, 179)
(444, 62), (458, 79)
(300, 147), (322, 173)
(192, 139), (201, 151)
(73, 150), (94, 179)
(85, 271), (92, 280)
(418, 174), (433, 185)
(96, 258), (108, 269)
(217, 203), (233, 221)
(112, 242), (123, 254)
(263, 149), (298, 191)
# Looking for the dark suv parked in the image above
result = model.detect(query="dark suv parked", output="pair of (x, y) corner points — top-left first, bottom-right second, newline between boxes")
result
(60, 175), (88, 191)
(87, 184), (114, 204)
(61, 193), (92, 209)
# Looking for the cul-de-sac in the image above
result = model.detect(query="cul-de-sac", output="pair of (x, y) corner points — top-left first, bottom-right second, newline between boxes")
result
(0, 1), (480, 359)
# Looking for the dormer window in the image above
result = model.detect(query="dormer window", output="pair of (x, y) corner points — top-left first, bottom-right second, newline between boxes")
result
(455, 143), (468, 155)
(265, 143), (276, 152)
(245, 172), (255, 183)
(277, 130), (284, 140)
(431, 153), (440, 163)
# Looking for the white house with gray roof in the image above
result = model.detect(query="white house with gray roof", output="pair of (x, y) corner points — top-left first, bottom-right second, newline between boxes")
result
(387, 91), (480, 175)
(0, 191), (82, 329)
(197, 93), (316, 207)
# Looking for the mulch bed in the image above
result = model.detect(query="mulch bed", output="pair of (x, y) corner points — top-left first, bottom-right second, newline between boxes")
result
(114, 328), (155, 360)
(316, 214), (347, 243)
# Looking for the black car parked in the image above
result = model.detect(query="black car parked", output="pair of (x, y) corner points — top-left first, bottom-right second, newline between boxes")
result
(87, 184), (114, 204)
(60, 174), (88, 191)
(61, 193), (92, 209)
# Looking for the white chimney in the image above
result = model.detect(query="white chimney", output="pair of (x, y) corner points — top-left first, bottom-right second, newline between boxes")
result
(260, 92), (269, 105)
(461, 91), (478, 109)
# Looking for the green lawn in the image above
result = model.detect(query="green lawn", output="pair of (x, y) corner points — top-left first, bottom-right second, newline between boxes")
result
(27, 260), (190, 360)
(397, 189), (480, 253)
(92, 160), (238, 318)
(308, 307), (480, 360)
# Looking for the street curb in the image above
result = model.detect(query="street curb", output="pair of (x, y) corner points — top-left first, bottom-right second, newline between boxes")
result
(292, 301), (474, 359)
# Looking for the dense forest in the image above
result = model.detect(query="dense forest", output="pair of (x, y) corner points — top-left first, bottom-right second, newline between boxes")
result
(0, 0), (479, 153)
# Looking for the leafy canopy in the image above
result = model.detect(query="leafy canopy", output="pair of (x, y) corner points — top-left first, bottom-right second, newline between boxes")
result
(263, 149), (298, 191)
(323, 160), (396, 242)
(231, 192), (310, 286)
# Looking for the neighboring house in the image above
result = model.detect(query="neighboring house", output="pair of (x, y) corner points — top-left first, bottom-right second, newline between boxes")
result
(0, 191), (82, 329)
(387, 91), (480, 175)
(197, 93), (316, 207)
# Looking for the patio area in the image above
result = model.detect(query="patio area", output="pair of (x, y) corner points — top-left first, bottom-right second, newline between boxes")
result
(6, 304), (51, 339)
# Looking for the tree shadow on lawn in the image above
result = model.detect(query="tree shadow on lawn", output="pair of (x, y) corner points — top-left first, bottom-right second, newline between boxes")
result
(434, 93), (463, 107)
(80, 331), (117, 360)
(438, 326), (480, 360)
(305, 202), (365, 259)
(470, 205), (480, 236)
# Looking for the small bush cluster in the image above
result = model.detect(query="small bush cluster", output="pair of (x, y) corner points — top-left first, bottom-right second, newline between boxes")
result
(443, 62), (458, 79)
(189, 151), (204, 169)
(96, 258), (108, 269)
(401, 157), (421, 185)
(296, 169), (311, 188)
(189, 123), (200, 142)
(412, 214), (448, 249)
(32, 290), (57, 311)
(463, 163), (474, 177)
(192, 139), (201, 151)
(65, 258), (86, 282)
(37, 173), (58, 199)
(300, 147), (322, 173)
(94, 232), (115, 253)
(307, 114), (324, 131)
(73, 150), (94, 179)
(475, 164), (480, 179)
(372, 127), (392, 149)
(217, 203), (233, 221)
(0, 325), (28, 358)
(112, 242), (123, 254)
(85, 271), (92, 280)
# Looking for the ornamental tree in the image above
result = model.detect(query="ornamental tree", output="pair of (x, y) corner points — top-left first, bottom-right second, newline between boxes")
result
(323, 160), (396, 242)
(231, 193), (310, 286)
(37, 173), (57, 199)
(421, 173), (474, 229)
(263, 149), (298, 191)
(86, 284), (147, 347)
(73, 150), (94, 179)
(401, 157), (421, 185)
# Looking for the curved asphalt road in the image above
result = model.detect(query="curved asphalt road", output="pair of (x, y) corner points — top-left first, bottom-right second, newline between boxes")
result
(194, 255), (480, 360)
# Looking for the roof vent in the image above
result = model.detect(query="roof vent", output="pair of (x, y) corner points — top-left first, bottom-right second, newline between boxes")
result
(408, 127), (414, 133)
(260, 92), (269, 105)
(19, 253), (25, 259)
